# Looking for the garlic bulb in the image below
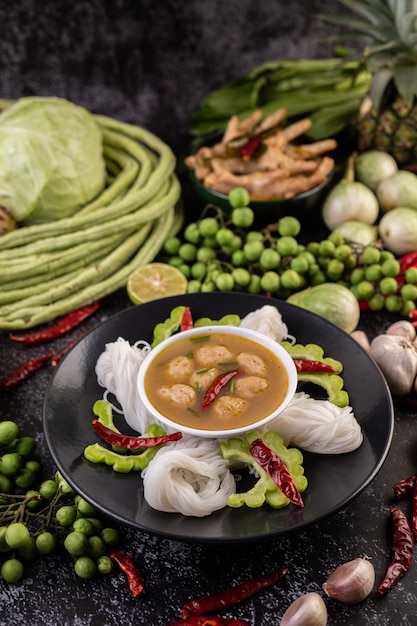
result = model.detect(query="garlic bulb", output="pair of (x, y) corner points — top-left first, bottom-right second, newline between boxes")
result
(385, 320), (417, 342)
(322, 557), (375, 604)
(370, 334), (417, 395)
(280, 592), (328, 625)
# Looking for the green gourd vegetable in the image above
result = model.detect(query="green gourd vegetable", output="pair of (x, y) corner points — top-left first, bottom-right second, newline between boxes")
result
(287, 283), (360, 334)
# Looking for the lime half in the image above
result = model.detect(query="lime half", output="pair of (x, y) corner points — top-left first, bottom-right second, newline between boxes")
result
(127, 263), (188, 304)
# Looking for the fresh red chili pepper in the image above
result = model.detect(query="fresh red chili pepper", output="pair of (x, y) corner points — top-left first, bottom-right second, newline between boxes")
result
(168, 617), (250, 626)
(392, 475), (416, 501)
(359, 300), (372, 311)
(399, 251), (417, 273)
(292, 359), (338, 373)
(395, 275), (406, 289)
(201, 369), (240, 409)
(377, 507), (414, 596)
(409, 308), (417, 321)
(181, 306), (194, 331)
(0, 352), (55, 391)
(181, 568), (288, 618)
(92, 419), (182, 449)
(240, 133), (262, 160)
(8, 302), (100, 345)
(249, 438), (304, 507)
(108, 549), (145, 597)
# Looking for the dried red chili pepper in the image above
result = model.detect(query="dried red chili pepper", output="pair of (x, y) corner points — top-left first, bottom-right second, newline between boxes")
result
(9, 301), (100, 345)
(292, 359), (338, 373)
(181, 306), (194, 331)
(250, 438), (304, 507)
(240, 133), (262, 160)
(412, 480), (417, 540)
(180, 568), (288, 619)
(0, 352), (55, 391)
(201, 369), (240, 409)
(168, 617), (249, 626)
(377, 507), (414, 596)
(392, 475), (416, 501)
(108, 549), (145, 598)
(92, 419), (182, 449)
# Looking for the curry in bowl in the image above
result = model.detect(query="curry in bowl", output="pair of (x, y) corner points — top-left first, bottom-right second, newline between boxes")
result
(137, 326), (297, 437)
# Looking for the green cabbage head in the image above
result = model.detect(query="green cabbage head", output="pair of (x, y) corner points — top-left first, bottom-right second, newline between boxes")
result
(0, 96), (106, 223)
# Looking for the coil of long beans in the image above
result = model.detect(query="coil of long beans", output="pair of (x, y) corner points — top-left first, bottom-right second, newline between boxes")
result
(0, 108), (183, 331)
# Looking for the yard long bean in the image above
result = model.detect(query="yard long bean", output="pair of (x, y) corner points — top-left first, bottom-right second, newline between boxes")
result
(0, 104), (183, 330)
(0, 205), (180, 330)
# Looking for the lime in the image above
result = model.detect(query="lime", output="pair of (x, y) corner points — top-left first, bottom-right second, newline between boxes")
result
(127, 263), (188, 304)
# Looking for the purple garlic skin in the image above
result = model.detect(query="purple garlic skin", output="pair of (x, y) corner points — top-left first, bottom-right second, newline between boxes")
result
(322, 557), (375, 604)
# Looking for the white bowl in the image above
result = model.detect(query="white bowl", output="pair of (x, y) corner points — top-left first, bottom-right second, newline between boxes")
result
(137, 325), (297, 438)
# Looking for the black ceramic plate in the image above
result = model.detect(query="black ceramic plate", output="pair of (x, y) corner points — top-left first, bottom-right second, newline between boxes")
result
(43, 293), (394, 544)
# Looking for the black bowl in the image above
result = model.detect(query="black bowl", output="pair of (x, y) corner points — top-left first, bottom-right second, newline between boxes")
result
(186, 136), (346, 226)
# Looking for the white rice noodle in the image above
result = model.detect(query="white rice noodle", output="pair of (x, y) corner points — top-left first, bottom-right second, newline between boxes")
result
(95, 337), (151, 434)
(239, 304), (294, 343)
(266, 391), (363, 454)
(142, 436), (236, 517)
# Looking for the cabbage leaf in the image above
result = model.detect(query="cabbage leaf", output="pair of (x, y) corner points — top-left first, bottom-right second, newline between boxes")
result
(0, 97), (106, 223)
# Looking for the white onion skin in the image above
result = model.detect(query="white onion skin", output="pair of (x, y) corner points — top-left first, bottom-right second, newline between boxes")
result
(355, 150), (398, 191)
(321, 181), (379, 230)
(378, 207), (417, 255)
(333, 220), (378, 246)
(377, 170), (417, 213)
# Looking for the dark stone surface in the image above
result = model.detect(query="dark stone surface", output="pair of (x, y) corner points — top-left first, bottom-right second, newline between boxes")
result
(0, 0), (346, 154)
(2, 1), (417, 625)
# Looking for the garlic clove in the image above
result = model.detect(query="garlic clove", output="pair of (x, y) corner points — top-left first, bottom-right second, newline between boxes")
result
(386, 320), (417, 342)
(280, 591), (328, 625)
(322, 557), (375, 604)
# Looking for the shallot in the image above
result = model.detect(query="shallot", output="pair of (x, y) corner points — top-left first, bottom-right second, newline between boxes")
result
(280, 592), (327, 625)
(322, 557), (375, 604)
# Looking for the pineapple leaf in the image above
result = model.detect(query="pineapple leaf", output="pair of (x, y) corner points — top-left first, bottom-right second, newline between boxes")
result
(390, 0), (417, 25)
(327, 0), (392, 26)
(370, 68), (394, 109)
(394, 64), (417, 106)
(397, 12), (417, 49)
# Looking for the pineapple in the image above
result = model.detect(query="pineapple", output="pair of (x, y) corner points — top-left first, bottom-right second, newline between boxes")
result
(318, 0), (417, 164)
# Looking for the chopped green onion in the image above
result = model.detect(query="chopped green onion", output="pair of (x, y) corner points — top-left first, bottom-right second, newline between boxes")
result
(196, 367), (215, 374)
(190, 335), (211, 343)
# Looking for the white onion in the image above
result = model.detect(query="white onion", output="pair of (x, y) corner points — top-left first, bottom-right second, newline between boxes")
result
(321, 181), (379, 230)
(378, 206), (417, 255)
(377, 170), (417, 213)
